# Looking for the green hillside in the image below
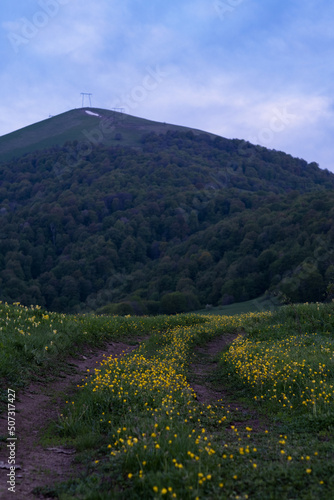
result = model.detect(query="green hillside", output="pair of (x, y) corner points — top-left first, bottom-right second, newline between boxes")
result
(0, 109), (334, 313)
(0, 108), (212, 162)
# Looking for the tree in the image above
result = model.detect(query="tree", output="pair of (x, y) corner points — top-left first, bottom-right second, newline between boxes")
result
(161, 292), (187, 314)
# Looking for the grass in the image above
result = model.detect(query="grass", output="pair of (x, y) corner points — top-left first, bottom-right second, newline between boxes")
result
(1, 301), (334, 498)
(0, 107), (212, 162)
(219, 303), (334, 428)
(0, 300), (205, 394)
(195, 295), (281, 316)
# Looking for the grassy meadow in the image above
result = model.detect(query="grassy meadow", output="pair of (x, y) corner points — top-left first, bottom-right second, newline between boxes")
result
(0, 301), (333, 499)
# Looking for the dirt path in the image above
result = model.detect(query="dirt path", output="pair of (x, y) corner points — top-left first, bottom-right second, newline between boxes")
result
(0, 333), (267, 498)
(0, 340), (142, 499)
(189, 333), (267, 431)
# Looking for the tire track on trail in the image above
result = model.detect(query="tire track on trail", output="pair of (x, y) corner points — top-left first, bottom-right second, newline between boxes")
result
(188, 333), (268, 432)
(0, 340), (143, 499)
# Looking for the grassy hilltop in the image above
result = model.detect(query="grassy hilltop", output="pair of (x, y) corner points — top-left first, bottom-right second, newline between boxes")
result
(0, 108), (207, 161)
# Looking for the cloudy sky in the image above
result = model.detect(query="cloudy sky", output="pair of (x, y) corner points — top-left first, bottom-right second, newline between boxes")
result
(1, 0), (334, 171)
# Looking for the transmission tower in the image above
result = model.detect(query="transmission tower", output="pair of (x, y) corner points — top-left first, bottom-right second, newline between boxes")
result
(81, 93), (93, 108)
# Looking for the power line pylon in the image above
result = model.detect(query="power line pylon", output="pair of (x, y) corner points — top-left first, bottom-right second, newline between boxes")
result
(81, 93), (93, 108)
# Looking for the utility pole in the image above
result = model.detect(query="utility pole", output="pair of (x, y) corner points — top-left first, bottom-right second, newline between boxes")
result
(81, 93), (93, 108)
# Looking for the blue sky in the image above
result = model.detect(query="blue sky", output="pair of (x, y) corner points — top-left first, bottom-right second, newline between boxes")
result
(1, 0), (334, 171)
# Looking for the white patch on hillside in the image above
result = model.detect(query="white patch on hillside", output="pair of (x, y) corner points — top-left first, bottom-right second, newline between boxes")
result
(85, 110), (100, 117)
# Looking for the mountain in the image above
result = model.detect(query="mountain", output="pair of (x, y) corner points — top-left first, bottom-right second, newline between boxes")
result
(0, 108), (334, 314)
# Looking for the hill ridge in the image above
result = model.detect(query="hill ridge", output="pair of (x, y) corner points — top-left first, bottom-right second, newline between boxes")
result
(0, 107), (216, 162)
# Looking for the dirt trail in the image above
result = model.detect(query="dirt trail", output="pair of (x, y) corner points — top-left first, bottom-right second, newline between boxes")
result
(0, 340), (142, 499)
(189, 333), (267, 431)
(0, 333), (266, 498)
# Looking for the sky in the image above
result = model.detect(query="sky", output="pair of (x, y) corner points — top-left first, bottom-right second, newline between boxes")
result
(1, 0), (334, 171)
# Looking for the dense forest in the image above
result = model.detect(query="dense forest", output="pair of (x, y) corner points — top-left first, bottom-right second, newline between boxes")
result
(1, 124), (334, 314)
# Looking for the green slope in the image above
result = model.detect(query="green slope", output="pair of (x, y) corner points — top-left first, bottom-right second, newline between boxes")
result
(0, 108), (214, 161)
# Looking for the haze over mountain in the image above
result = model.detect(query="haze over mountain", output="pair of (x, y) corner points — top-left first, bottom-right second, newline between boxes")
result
(0, 109), (333, 314)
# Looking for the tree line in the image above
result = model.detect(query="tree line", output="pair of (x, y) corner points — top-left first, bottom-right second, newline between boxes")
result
(0, 130), (333, 313)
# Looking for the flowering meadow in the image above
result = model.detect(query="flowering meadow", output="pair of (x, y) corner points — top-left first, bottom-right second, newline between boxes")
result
(1, 301), (333, 498)
(222, 304), (334, 422)
(0, 301), (201, 389)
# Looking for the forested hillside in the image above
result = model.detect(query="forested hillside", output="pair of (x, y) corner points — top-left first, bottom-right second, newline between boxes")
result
(1, 114), (334, 314)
